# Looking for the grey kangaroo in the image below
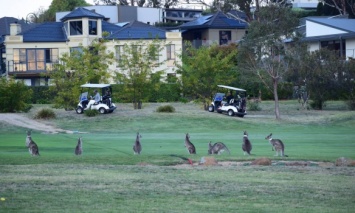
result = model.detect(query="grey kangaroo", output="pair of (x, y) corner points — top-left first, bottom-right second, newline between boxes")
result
(265, 133), (288, 157)
(75, 137), (83, 155)
(242, 131), (252, 155)
(208, 141), (230, 155)
(133, 132), (142, 155)
(26, 131), (40, 156)
(26, 130), (32, 148)
(184, 133), (196, 154)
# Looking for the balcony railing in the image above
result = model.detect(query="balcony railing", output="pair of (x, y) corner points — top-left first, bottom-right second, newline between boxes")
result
(7, 60), (58, 74)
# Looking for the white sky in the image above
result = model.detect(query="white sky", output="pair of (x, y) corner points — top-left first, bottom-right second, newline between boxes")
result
(0, 0), (211, 20)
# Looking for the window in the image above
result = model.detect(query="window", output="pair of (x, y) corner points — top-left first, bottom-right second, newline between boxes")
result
(13, 48), (58, 72)
(166, 44), (175, 60)
(89, 20), (97, 35)
(321, 40), (346, 58)
(69, 21), (83, 35)
(115, 45), (124, 67)
(219, 31), (231, 45)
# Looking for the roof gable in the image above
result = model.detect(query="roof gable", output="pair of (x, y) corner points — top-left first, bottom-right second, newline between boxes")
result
(306, 17), (355, 33)
(108, 21), (166, 40)
(61, 7), (105, 22)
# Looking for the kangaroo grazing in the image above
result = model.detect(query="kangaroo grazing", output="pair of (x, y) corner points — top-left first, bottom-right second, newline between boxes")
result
(184, 133), (196, 154)
(242, 131), (252, 155)
(133, 132), (142, 155)
(265, 133), (288, 157)
(26, 133), (40, 156)
(75, 137), (83, 155)
(208, 141), (230, 155)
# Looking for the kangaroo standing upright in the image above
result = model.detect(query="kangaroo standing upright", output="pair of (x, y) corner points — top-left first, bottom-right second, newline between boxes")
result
(265, 133), (288, 157)
(133, 132), (142, 155)
(242, 131), (252, 155)
(75, 137), (83, 155)
(26, 131), (40, 156)
(185, 133), (196, 154)
(208, 141), (230, 155)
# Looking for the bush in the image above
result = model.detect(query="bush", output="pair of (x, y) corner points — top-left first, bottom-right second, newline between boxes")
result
(31, 86), (56, 104)
(84, 109), (99, 117)
(156, 105), (175, 113)
(34, 108), (56, 119)
(0, 77), (33, 112)
(248, 100), (262, 111)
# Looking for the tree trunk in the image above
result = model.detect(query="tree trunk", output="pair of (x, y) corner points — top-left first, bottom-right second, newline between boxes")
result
(273, 79), (281, 119)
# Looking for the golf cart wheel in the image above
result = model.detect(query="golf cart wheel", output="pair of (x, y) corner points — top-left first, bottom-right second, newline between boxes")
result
(99, 107), (107, 114)
(208, 105), (214, 112)
(228, 109), (234, 116)
(76, 107), (83, 114)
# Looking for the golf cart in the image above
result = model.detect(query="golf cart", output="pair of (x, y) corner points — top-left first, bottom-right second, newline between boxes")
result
(208, 85), (247, 117)
(76, 83), (117, 114)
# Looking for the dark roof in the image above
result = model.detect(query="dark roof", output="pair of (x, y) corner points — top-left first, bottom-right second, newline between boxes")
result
(305, 17), (355, 33)
(302, 32), (355, 42)
(22, 22), (67, 42)
(108, 21), (166, 40)
(0, 17), (35, 43)
(102, 21), (122, 34)
(61, 7), (105, 22)
(179, 11), (248, 30)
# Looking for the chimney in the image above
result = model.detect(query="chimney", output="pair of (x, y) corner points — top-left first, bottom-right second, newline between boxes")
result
(10, 22), (21, 35)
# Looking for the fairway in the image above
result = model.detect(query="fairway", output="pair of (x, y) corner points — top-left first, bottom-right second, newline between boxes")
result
(0, 101), (354, 212)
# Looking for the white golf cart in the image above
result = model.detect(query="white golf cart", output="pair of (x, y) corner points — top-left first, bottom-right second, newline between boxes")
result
(76, 83), (117, 114)
(208, 85), (247, 117)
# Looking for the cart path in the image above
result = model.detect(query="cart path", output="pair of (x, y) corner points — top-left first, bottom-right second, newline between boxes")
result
(0, 113), (73, 134)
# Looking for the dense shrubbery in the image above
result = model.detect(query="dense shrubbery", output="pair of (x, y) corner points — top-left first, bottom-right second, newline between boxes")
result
(156, 105), (176, 113)
(31, 86), (55, 104)
(0, 77), (33, 112)
(84, 109), (99, 117)
(34, 108), (56, 119)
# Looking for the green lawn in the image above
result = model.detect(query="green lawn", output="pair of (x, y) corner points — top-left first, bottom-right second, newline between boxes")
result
(0, 101), (354, 212)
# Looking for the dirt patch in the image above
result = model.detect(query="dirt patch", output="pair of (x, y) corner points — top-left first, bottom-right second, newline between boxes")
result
(0, 113), (73, 134)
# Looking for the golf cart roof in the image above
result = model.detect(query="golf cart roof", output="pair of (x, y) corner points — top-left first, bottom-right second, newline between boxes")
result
(218, 85), (246, 92)
(80, 83), (111, 88)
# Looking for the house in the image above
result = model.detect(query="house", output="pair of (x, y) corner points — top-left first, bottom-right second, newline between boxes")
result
(178, 11), (248, 48)
(302, 17), (355, 59)
(1, 7), (182, 86)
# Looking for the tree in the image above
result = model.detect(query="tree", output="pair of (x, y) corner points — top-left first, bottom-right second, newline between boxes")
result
(37, 0), (90, 22)
(49, 38), (115, 110)
(177, 42), (238, 110)
(0, 77), (33, 112)
(238, 4), (301, 119)
(114, 39), (166, 109)
(319, 0), (355, 18)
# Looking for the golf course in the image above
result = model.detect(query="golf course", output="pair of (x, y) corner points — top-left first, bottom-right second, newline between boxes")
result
(0, 100), (354, 212)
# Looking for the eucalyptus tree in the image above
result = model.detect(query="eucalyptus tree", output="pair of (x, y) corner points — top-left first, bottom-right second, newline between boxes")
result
(238, 4), (301, 119)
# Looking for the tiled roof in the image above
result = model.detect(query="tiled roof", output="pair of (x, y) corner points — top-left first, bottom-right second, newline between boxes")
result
(179, 11), (248, 30)
(0, 17), (35, 43)
(108, 21), (166, 40)
(306, 17), (355, 32)
(22, 22), (67, 42)
(102, 21), (122, 34)
(61, 7), (105, 22)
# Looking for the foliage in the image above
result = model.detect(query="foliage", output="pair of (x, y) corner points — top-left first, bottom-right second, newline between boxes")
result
(0, 77), (33, 112)
(156, 104), (176, 113)
(34, 108), (56, 119)
(149, 83), (181, 102)
(93, 0), (179, 8)
(114, 39), (167, 109)
(247, 99), (261, 111)
(339, 59), (355, 110)
(177, 42), (238, 110)
(30, 86), (55, 104)
(36, 0), (90, 22)
(49, 38), (115, 110)
(238, 4), (301, 119)
(84, 109), (99, 117)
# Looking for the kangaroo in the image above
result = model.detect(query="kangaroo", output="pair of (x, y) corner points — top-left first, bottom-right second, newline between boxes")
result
(184, 133), (196, 154)
(265, 133), (288, 157)
(25, 130), (32, 148)
(27, 135), (40, 156)
(133, 132), (142, 155)
(75, 137), (83, 155)
(208, 141), (230, 155)
(242, 131), (252, 155)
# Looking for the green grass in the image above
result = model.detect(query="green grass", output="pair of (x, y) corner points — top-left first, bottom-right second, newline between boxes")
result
(0, 101), (354, 212)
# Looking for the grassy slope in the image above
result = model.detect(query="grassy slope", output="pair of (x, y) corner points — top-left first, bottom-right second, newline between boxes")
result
(0, 101), (354, 212)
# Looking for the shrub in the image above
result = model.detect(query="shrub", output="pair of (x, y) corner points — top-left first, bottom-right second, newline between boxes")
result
(84, 109), (99, 117)
(156, 105), (175, 113)
(0, 77), (33, 112)
(248, 100), (262, 111)
(34, 108), (56, 119)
